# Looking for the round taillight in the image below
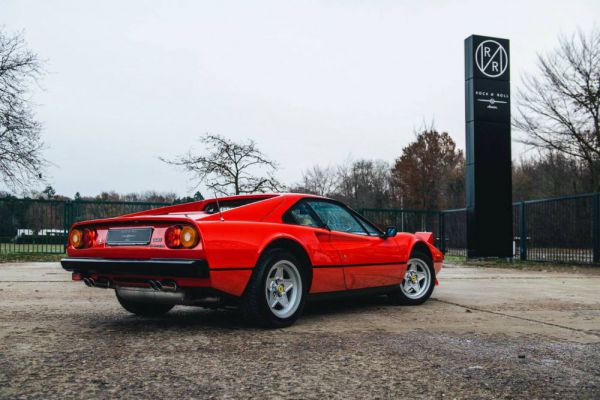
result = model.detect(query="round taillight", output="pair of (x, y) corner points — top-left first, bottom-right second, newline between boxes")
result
(180, 226), (199, 248)
(69, 228), (83, 249)
(82, 228), (96, 248)
(165, 226), (181, 248)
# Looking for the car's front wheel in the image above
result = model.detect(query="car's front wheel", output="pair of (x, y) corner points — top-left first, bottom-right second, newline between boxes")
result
(389, 250), (435, 305)
(116, 292), (174, 317)
(241, 249), (307, 328)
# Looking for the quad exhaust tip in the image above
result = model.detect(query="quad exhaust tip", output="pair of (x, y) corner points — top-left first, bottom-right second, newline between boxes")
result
(82, 277), (111, 289)
(83, 277), (173, 292)
(148, 279), (177, 292)
(149, 280), (161, 291)
(94, 278), (111, 289)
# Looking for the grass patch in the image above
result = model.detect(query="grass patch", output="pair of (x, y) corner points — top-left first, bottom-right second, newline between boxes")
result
(443, 254), (600, 273)
(0, 243), (65, 262)
(0, 252), (65, 263)
(0, 243), (64, 253)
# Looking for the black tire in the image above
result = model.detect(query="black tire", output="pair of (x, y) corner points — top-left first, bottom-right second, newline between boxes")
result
(389, 250), (435, 306)
(116, 292), (174, 317)
(240, 249), (308, 328)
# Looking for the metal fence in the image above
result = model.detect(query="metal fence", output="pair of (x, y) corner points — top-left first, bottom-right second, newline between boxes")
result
(516, 193), (597, 264)
(1, 193), (599, 264)
(0, 198), (169, 254)
(359, 192), (600, 264)
(358, 208), (447, 252)
(439, 208), (467, 257)
(359, 208), (440, 238)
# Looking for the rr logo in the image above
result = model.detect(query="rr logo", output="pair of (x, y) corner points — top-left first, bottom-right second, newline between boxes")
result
(475, 40), (508, 78)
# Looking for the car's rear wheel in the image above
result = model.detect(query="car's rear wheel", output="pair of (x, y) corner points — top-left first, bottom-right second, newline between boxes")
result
(241, 249), (307, 328)
(116, 292), (174, 317)
(389, 250), (435, 305)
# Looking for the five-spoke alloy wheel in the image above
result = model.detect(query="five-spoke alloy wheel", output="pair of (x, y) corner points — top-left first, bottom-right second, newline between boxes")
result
(265, 260), (303, 319)
(241, 249), (307, 328)
(400, 258), (431, 299)
(389, 250), (435, 305)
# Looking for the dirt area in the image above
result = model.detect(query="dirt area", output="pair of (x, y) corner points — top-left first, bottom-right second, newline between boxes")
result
(1, 262), (599, 399)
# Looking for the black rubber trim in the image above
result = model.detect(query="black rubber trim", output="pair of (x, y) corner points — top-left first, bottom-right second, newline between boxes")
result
(313, 261), (407, 269)
(209, 267), (254, 271)
(308, 284), (398, 301)
(61, 257), (209, 278)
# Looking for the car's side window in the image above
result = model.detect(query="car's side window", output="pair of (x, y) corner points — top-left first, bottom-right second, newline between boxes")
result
(283, 201), (322, 227)
(308, 201), (367, 235)
(356, 215), (381, 235)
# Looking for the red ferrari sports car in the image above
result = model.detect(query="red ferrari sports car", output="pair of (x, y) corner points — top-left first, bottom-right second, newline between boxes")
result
(61, 193), (444, 327)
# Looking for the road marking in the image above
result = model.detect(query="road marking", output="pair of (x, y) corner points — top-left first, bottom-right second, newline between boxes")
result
(432, 298), (600, 338)
(440, 276), (595, 280)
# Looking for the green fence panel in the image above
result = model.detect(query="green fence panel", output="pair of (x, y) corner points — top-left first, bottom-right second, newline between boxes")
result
(356, 193), (599, 264)
(439, 209), (467, 257)
(0, 198), (169, 255)
(2, 194), (599, 263)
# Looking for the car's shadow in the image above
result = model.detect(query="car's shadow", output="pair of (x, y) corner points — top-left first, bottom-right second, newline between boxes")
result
(96, 295), (394, 332)
(305, 294), (391, 316)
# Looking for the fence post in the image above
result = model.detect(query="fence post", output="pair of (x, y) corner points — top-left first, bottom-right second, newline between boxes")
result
(519, 201), (527, 261)
(438, 211), (446, 253)
(400, 209), (405, 232)
(593, 193), (600, 263)
(63, 201), (73, 251)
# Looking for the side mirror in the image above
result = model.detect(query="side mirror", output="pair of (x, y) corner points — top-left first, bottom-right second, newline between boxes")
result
(383, 226), (397, 238)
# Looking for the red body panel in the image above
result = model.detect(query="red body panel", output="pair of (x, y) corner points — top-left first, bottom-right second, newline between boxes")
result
(66, 193), (444, 297)
(329, 231), (405, 289)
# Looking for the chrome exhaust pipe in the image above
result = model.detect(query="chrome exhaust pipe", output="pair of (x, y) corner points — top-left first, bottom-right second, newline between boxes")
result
(94, 278), (111, 289)
(147, 279), (177, 292)
(160, 280), (177, 292)
(83, 277), (112, 289)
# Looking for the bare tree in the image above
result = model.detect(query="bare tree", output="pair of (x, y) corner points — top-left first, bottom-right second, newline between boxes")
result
(0, 30), (45, 189)
(161, 134), (281, 195)
(291, 160), (392, 208)
(514, 29), (600, 189)
(294, 165), (338, 196)
(335, 159), (392, 208)
(120, 191), (179, 203)
(513, 151), (588, 200)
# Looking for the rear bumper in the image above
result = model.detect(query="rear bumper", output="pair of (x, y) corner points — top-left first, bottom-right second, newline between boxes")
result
(61, 257), (209, 278)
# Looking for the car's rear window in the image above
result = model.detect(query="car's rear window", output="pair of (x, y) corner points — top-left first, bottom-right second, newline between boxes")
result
(203, 197), (268, 214)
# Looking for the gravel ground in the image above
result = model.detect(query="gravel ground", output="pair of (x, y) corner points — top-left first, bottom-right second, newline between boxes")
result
(1, 262), (599, 399)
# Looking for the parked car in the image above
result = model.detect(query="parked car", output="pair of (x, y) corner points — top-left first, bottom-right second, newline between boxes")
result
(61, 193), (444, 327)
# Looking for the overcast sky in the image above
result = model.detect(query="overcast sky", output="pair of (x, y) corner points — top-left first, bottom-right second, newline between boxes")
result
(3, 0), (599, 197)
